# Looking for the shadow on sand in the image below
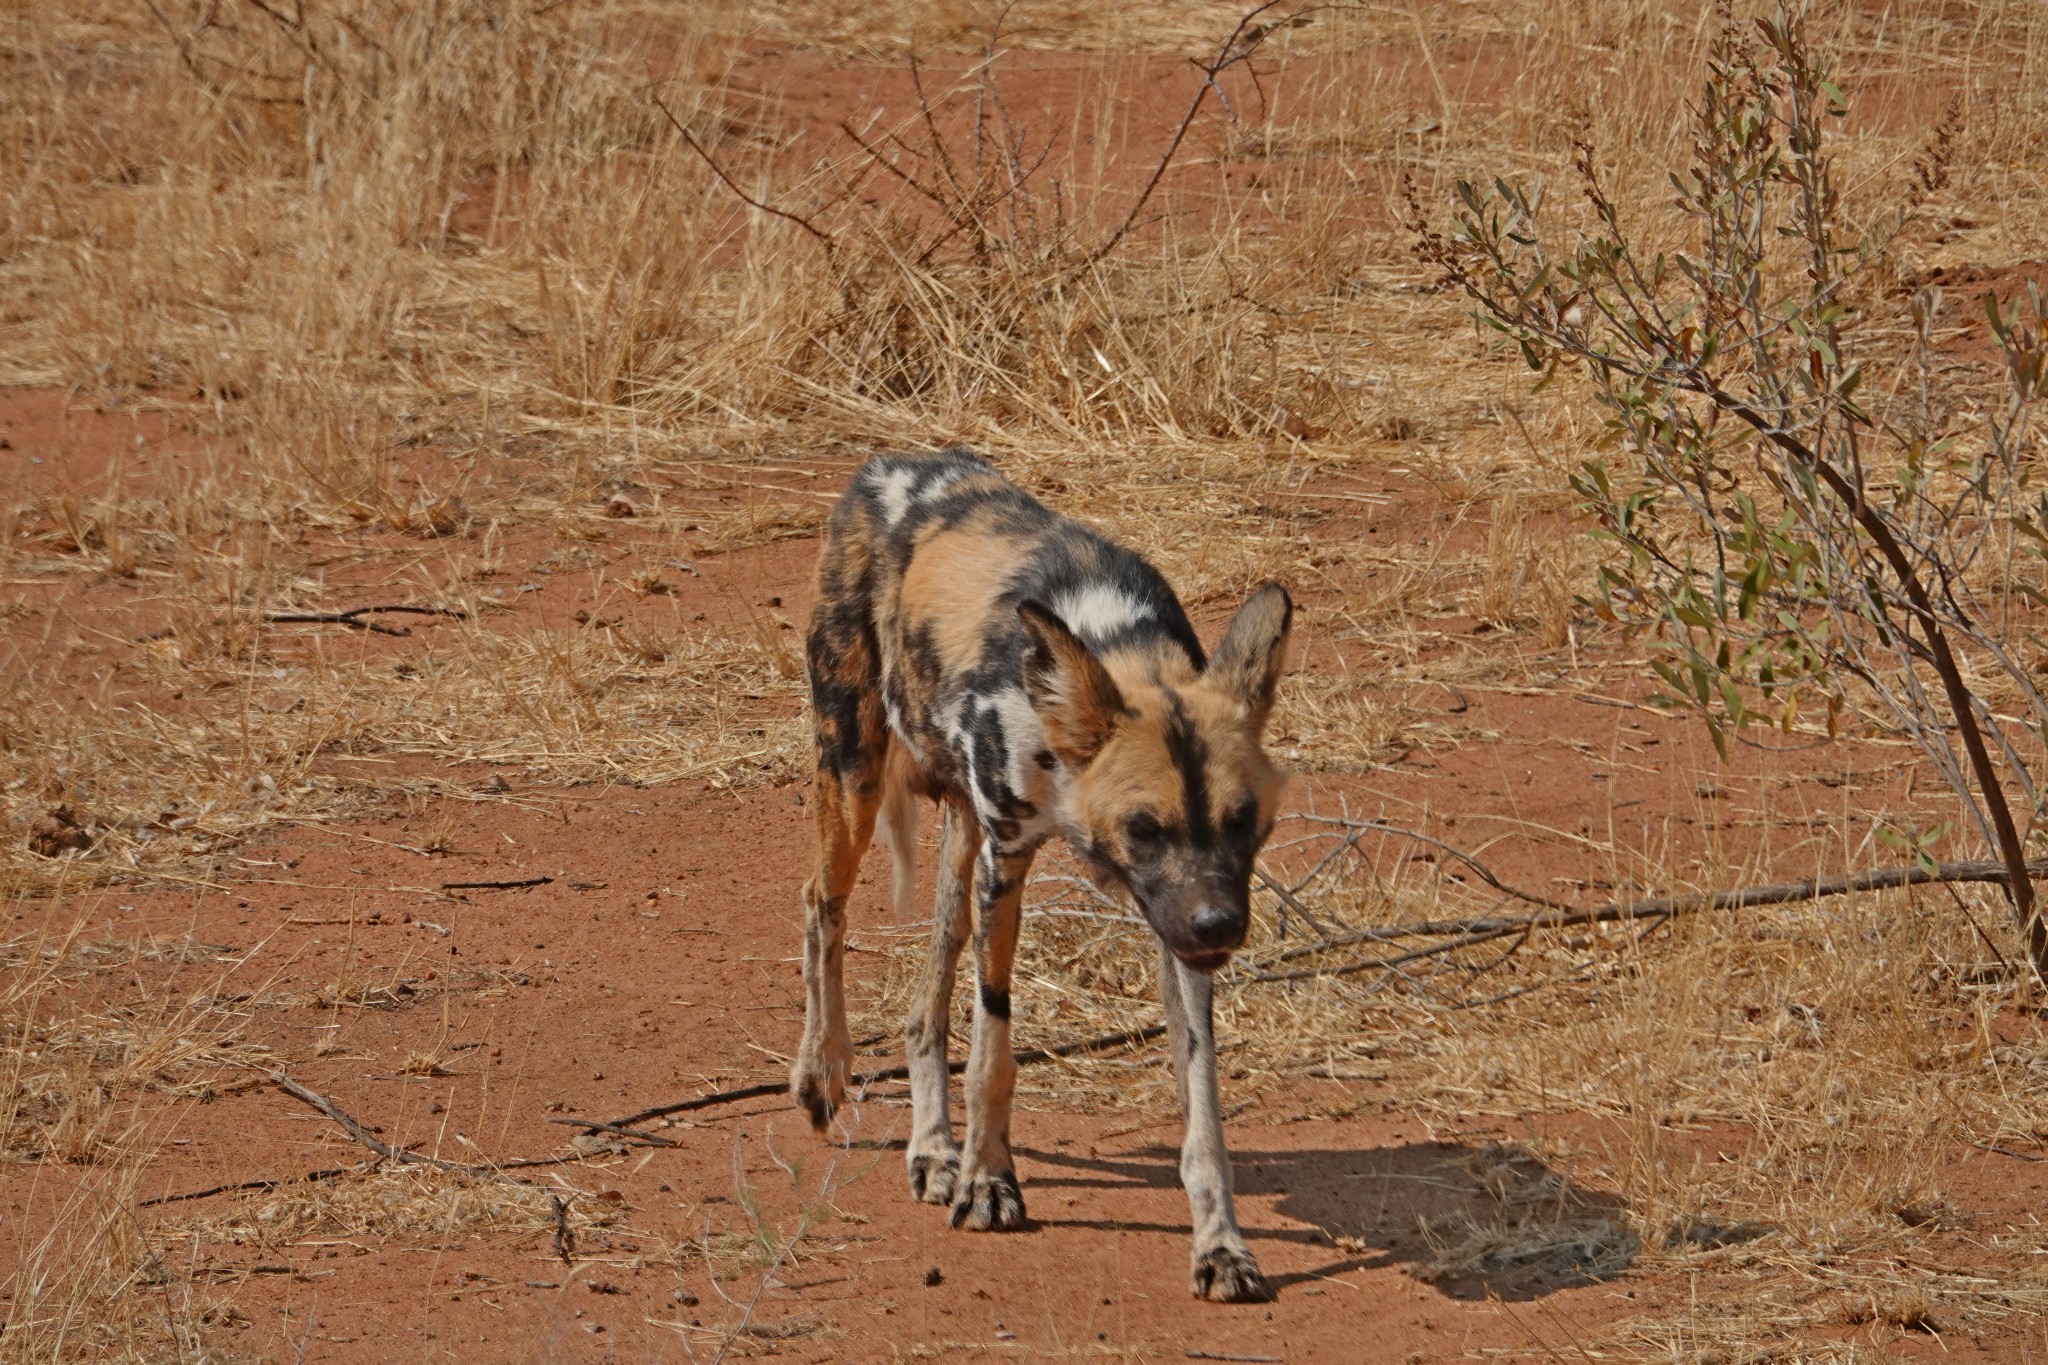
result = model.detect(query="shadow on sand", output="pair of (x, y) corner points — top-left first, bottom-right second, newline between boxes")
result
(1013, 1137), (1638, 1300)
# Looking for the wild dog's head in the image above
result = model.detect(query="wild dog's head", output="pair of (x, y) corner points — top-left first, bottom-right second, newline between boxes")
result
(1019, 584), (1292, 971)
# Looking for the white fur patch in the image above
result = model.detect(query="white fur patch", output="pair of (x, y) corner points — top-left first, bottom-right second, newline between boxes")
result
(870, 465), (918, 528)
(1052, 583), (1152, 641)
(943, 687), (1056, 850)
(983, 686), (1046, 796)
(917, 467), (966, 504)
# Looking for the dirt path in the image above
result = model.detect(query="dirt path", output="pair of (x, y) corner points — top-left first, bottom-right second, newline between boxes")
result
(5, 781), (1652, 1365)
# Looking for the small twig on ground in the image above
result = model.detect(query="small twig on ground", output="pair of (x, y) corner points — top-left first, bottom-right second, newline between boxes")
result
(1288, 816), (1579, 925)
(138, 1166), (358, 1208)
(551, 1194), (574, 1263)
(1254, 924), (1521, 984)
(441, 876), (554, 891)
(138, 1068), (614, 1207)
(549, 1116), (679, 1147)
(1255, 865), (1342, 942)
(267, 604), (468, 636)
(559, 1023), (1170, 1138)
(265, 1069), (579, 1177)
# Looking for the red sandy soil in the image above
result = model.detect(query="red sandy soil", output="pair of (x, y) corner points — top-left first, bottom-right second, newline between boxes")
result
(6, 383), (2045, 1363)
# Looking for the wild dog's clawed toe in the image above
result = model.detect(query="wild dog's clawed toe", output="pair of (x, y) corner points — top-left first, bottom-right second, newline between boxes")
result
(907, 1149), (961, 1205)
(791, 1069), (839, 1132)
(790, 1043), (850, 1132)
(1190, 1245), (1272, 1303)
(948, 1171), (1027, 1231)
(794, 1080), (835, 1129)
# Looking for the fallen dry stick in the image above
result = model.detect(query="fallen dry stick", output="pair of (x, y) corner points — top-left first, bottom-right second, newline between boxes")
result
(142, 1069), (598, 1208)
(555, 1023), (1171, 1139)
(266, 603), (469, 637)
(139, 1166), (360, 1208)
(266, 1070), (582, 1176)
(1258, 841), (2048, 983)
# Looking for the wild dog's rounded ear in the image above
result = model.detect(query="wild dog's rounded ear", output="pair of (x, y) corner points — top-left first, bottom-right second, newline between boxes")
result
(1018, 600), (1127, 767)
(1206, 583), (1292, 729)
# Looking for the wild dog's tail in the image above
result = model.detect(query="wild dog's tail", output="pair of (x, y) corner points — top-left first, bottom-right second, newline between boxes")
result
(873, 740), (919, 922)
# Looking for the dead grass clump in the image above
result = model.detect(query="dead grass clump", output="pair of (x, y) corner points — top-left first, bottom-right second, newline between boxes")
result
(0, 912), (262, 1165)
(180, 1167), (615, 1249)
(0, 618), (806, 895)
(0, 910), (255, 1359)
(1, 994), (261, 1165)
(1416, 1143), (1639, 1287)
(1, 1176), (243, 1365)
(1477, 494), (1590, 648)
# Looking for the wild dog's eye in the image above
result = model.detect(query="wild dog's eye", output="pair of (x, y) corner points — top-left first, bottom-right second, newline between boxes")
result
(1222, 799), (1259, 840)
(1123, 811), (1166, 851)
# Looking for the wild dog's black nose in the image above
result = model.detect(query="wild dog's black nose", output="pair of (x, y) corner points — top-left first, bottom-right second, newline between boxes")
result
(1190, 904), (1243, 950)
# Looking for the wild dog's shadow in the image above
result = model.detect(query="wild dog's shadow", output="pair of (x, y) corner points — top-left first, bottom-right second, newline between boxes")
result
(1012, 1138), (1637, 1300)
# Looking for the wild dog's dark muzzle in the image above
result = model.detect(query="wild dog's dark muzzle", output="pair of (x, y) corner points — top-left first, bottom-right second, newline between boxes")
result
(1142, 884), (1248, 971)
(1189, 903), (1244, 951)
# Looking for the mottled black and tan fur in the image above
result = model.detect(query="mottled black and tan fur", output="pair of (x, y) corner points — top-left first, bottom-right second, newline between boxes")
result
(792, 449), (1291, 1303)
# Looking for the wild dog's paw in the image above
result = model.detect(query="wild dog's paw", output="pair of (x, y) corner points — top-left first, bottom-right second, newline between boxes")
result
(1190, 1244), (1272, 1303)
(791, 1070), (839, 1130)
(948, 1170), (1026, 1231)
(907, 1149), (961, 1206)
(789, 1041), (851, 1132)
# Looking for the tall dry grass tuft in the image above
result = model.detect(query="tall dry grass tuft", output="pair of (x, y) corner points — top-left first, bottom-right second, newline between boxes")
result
(0, 901), (259, 1361)
(3, 1169), (242, 1365)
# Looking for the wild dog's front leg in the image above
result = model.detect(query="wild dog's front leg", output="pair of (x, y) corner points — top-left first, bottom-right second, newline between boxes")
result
(905, 802), (978, 1205)
(1160, 949), (1271, 1302)
(791, 767), (878, 1130)
(951, 845), (1032, 1231)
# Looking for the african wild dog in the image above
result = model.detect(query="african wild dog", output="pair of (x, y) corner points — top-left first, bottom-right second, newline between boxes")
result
(791, 449), (1290, 1303)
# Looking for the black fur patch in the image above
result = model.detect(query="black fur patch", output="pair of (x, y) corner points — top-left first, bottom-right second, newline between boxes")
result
(979, 983), (1012, 1021)
(795, 1078), (834, 1130)
(1161, 690), (1213, 848)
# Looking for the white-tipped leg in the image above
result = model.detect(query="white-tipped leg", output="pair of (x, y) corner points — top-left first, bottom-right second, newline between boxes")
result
(905, 803), (977, 1205)
(951, 845), (1032, 1232)
(1161, 948), (1271, 1303)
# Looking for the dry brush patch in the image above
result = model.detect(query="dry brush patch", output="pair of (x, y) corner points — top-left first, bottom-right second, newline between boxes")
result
(0, 905), (267, 1361)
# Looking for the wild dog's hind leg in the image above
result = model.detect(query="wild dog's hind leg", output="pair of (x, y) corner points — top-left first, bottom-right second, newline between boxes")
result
(791, 757), (882, 1131)
(905, 800), (978, 1205)
(1160, 949), (1272, 1302)
(951, 844), (1032, 1231)
(792, 561), (892, 1129)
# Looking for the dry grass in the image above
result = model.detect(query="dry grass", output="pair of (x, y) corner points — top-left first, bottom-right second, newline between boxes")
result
(4, 0), (2048, 1358)
(0, 902), (261, 1360)
(169, 1166), (617, 1250)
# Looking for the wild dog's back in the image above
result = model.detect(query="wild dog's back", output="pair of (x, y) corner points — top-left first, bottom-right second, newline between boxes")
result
(808, 449), (1211, 849)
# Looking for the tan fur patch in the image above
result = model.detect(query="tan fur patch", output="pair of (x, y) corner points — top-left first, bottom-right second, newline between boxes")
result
(900, 530), (1037, 675)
